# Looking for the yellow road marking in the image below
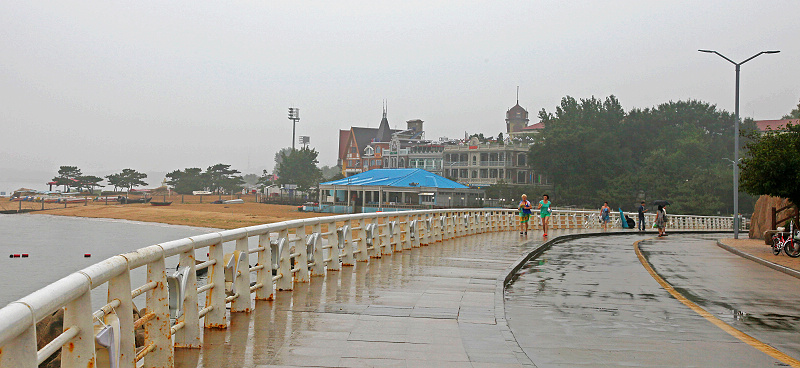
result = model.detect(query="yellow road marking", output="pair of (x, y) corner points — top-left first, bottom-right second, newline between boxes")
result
(633, 239), (800, 367)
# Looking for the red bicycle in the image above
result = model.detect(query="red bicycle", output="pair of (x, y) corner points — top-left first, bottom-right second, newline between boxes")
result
(771, 223), (800, 258)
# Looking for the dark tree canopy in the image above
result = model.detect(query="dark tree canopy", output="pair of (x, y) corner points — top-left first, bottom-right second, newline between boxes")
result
(783, 98), (800, 119)
(527, 97), (756, 215)
(166, 167), (208, 194)
(740, 123), (800, 207)
(206, 163), (244, 194)
(275, 147), (323, 193)
(105, 169), (148, 190)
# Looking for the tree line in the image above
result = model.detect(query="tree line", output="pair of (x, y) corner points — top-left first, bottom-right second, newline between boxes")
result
(51, 146), (333, 195)
(525, 96), (758, 215)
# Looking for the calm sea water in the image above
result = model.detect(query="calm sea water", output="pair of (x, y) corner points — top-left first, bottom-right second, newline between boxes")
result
(0, 214), (218, 307)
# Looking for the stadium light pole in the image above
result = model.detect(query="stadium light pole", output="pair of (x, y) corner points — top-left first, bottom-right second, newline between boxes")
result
(698, 49), (779, 239)
(288, 107), (300, 150)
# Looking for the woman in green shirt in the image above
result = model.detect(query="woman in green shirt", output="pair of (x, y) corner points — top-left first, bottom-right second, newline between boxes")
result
(538, 194), (552, 237)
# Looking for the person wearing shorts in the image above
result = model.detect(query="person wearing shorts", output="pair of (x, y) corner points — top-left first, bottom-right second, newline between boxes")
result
(600, 201), (611, 230)
(519, 194), (532, 235)
(538, 194), (552, 237)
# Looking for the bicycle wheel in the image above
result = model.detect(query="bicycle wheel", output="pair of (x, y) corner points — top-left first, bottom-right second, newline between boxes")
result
(785, 240), (800, 258)
(772, 236), (783, 255)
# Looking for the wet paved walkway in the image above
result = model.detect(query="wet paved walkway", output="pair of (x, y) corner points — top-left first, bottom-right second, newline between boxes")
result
(506, 233), (800, 367)
(176, 229), (582, 368)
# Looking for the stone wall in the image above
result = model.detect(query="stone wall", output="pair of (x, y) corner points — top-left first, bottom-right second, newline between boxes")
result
(749, 195), (797, 239)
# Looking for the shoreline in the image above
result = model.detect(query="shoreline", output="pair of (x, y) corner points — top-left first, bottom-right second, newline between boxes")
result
(7, 195), (330, 229)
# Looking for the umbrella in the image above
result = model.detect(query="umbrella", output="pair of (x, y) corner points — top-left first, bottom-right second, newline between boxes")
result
(652, 200), (670, 206)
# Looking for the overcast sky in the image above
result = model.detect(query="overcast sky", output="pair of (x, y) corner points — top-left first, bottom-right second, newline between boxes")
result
(1, 1), (798, 187)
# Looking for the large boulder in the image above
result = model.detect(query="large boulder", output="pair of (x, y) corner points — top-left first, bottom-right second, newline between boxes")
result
(749, 195), (796, 239)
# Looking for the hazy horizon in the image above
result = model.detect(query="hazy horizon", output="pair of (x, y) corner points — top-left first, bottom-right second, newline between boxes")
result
(2, 1), (798, 192)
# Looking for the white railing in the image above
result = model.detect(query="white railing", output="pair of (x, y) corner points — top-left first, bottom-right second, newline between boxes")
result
(0, 208), (734, 368)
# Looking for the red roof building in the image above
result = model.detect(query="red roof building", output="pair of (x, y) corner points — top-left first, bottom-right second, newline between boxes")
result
(755, 119), (799, 132)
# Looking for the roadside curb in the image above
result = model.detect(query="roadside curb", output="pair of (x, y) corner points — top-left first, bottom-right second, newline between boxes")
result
(716, 240), (800, 280)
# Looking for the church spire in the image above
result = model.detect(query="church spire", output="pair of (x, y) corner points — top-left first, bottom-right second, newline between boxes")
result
(516, 86), (519, 105)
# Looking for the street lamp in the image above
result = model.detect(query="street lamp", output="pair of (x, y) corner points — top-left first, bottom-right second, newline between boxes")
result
(699, 49), (780, 239)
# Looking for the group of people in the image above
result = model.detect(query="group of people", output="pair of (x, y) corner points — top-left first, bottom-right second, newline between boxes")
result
(519, 195), (669, 237)
(518, 194), (551, 237)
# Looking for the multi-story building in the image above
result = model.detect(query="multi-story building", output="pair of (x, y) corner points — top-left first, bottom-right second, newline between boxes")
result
(442, 139), (547, 187)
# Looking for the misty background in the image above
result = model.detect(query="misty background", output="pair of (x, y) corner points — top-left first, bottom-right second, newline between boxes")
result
(1, 1), (798, 193)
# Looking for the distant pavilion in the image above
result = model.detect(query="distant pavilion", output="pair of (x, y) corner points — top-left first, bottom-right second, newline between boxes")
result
(318, 169), (485, 213)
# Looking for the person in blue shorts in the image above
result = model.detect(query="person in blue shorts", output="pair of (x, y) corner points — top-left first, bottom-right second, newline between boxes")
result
(519, 194), (532, 235)
(538, 194), (552, 237)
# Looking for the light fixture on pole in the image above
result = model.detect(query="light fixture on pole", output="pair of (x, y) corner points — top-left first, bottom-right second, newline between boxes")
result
(288, 107), (300, 150)
(698, 49), (779, 239)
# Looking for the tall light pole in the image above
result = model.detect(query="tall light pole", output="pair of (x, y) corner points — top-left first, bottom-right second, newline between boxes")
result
(288, 107), (300, 150)
(699, 49), (779, 238)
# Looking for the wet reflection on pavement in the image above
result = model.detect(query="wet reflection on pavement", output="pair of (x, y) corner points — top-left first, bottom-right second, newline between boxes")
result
(505, 234), (800, 367)
(175, 230), (574, 367)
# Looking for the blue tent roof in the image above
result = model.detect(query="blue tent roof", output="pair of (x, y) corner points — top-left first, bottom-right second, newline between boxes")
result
(321, 169), (468, 189)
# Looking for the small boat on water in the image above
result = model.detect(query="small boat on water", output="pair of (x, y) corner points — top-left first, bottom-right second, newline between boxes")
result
(150, 201), (173, 206)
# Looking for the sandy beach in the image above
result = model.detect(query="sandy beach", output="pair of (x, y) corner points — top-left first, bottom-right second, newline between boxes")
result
(3, 194), (330, 229)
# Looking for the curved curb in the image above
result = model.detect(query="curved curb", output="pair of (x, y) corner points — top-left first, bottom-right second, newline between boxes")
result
(715, 240), (800, 280)
(495, 230), (730, 367)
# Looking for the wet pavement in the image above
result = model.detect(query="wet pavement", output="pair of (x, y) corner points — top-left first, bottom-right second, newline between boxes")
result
(176, 229), (583, 368)
(505, 233), (800, 367)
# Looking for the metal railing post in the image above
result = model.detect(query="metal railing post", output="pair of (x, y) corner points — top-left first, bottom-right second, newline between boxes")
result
(255, 233), (273, 300)
(144, 249), (173, 367)
(341, 221), (356, 266)
(276, 231), (293, 291)
(232, 236), (252, 313)
(354, 221), (368, 262)
(310, 224), (326, 276)
(295, 225), (311, 281)
(327, 224), (342, 271)
(0, 304), (36, 368)
(107, 262), (136, 368)
(204, 237), (227, 328)
(60, 290), (96, 368)
(174, 248), (200, 348)
(401, 215), (412, 250)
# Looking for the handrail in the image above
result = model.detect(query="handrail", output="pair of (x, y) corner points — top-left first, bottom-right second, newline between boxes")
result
(0, 208), (735, 368)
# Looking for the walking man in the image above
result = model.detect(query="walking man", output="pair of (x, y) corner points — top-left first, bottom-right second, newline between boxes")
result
(638, 201), (647, 231)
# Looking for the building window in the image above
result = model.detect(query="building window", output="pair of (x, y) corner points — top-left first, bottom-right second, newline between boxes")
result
(399, 158), (405, 168)
(364, 146), (374, 156)
(350, 147), (357, 153)
(472, 170), (478, 178)
(480, 169), (488, 178)
(518, 154), (526, 166)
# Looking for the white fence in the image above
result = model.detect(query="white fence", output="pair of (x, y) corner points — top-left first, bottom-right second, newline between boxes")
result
(0, 208), (734, 368)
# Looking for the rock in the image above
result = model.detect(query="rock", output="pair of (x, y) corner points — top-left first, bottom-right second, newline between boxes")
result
(749, 195), (796, 240)
(36, 308), (64, 368)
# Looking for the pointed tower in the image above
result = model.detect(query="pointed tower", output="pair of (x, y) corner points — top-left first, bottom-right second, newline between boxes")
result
(506, 87), (529, 135)
(375, 101), (392, 142)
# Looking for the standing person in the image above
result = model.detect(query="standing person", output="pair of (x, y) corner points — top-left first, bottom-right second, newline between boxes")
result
(637, 201), (648, 231)
(600, 202), (611, 230)
(661, 205), (669, 236)
(538, 194), (552, 237)
(656, 205), (666, 237)
(518, 194), (532, 235)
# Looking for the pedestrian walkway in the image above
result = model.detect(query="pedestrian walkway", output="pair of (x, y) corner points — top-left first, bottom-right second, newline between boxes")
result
(176, 229), (581, 368)
(717, 237), (800, 278)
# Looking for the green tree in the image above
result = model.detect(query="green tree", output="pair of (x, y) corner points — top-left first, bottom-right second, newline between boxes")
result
(205, 164), (244, 194)
(52, 166), (82, 191)
(783, 98), (800, 119)
(275, 146), (323, 193)
(166, 168), (208, 194)
(527, 97), (754, 215)
(740, 123), (800, 207)
(106, 169), (148, 190)
(527, 95), (626, 206)
(77, 175), (104, 194)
